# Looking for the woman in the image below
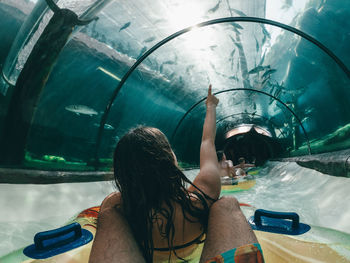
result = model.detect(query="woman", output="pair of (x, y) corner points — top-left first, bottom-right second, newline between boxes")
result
(234, 157), (255, 177)
(216, 150), (236, 178)
(89, 85), (221, 262)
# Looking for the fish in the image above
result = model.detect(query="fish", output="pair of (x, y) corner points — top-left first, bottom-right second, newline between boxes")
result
(260, 25), (271, 39)
(209, 45), (218, 51)
(207, 0), (221, 13)
(274, 82), (285, 93)
(178, 76), (185, 87)
(282, 0), (293, 9)
(305, 107), (315, 115)
(168, 72), (176, 79)
(161, 60), (176, 65)
(65, 105), (98, 116)
(119, 22), (131, 32)
(154, 18), (166, 24)
(248, 65), (269, 74)
(285, 88), (304, 96)
(274, 87), (282, 98)
(262, 68), (277, 78)
(231, 8), (247, 17)
(236, 56), (240, 72)
(261, 34), (267, 46)
(231, 22), (243, 30)
(186, 65), (195, 74)
(233, 41), (243, 49)
(229, 76), (239, 81)
(301, 116), (310, 123)
(137, 46), (147, 59)
(104, 124), (115, 130)
(209, 62), (216, 71)
(160, 60), (177, 73)
(231, 26), (241, 35)
(229, 48), (236, 70)
(153, 60), (159, 69)
(275, 102), (285, 111)
(143, 36), (156, 43)
(94, 123), (115, 130)
(268, 88), (275, 105)
(258, 51), (265, 66)
(255, 37), (259, 52)
(262, 76), (270, 85)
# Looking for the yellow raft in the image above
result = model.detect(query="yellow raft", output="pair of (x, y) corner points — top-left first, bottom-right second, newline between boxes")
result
(221, 177), (256, 193)
(220, 167), (260, 193)
(1, 205), (350, 263)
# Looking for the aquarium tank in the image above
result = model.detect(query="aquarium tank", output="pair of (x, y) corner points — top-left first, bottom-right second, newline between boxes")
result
(0, 0), (349, 182)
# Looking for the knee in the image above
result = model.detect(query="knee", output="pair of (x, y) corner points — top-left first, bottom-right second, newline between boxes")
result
(210, 196), (240, 214)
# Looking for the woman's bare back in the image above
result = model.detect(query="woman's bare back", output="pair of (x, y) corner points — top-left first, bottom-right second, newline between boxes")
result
(152, 195), (206, 261)
(101, 192), (205, 261)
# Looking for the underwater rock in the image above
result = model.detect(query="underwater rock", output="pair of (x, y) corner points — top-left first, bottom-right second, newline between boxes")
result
(279, 149), (350, 178)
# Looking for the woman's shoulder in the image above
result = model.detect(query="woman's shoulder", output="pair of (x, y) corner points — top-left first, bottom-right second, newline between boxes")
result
(100, 192), (121, 212)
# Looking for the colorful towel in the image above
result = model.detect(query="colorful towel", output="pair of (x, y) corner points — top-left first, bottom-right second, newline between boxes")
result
(206, 243), (264, 263)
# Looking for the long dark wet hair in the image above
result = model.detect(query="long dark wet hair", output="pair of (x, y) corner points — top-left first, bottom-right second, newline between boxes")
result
(113, 126), (214, 262)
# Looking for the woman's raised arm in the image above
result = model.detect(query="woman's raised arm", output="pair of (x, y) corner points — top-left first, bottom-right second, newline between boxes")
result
(189, 85), (221, 202)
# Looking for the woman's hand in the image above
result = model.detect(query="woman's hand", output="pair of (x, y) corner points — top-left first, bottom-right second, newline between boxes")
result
(206, 84), (219, 108)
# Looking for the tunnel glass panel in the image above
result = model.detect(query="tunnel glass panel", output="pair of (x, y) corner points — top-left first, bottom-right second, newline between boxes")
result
(19, 19), (350, 170)
(0, 0), (349, 174)
(1, 2), (350, 261)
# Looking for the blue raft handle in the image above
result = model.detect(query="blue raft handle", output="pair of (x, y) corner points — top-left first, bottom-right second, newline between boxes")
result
(24, 221), (93, 259)
(34, 222), (82, 250)
(249, 209), (311, 235)
(254, 209), (299, 230)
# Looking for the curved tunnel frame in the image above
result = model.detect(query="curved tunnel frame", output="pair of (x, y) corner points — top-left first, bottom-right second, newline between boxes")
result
(95, 16), (350, 162)
(1, 69), (13, 87)
(171, 88), (311, 154)
(216, 113), (289, 139)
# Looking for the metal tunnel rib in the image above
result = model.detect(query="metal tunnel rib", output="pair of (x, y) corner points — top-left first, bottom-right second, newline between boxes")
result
(94, 16), (349, 164)
(170, 88), (311, 154)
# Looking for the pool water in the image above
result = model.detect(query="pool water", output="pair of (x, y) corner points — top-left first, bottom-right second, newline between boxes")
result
(0, 181), (115, 257)
(233, 161), (350, 234)
(1, 161), (350, 258)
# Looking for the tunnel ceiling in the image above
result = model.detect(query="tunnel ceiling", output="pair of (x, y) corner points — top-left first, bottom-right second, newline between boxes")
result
(0, 0), (349, 171)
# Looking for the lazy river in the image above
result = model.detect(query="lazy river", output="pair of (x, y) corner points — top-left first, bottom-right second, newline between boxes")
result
(1, 161), (350, 258)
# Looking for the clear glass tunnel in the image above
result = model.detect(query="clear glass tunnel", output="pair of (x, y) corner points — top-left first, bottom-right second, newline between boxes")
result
(0, 0), (349, 261)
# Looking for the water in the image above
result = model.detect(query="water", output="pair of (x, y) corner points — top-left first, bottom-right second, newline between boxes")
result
(185, 161), (350, 234)
(0, 181), (115, 257)
(233, 161), (350, 234)
(1, 161), (350, 257)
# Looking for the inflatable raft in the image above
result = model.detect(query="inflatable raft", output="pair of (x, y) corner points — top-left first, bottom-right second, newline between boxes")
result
(0, 207), (99, 263)
(1, 203), (350, 263)
(241, 205), (350, 263)
(221, 167), (260, 193)
(221, 175), (256, 193)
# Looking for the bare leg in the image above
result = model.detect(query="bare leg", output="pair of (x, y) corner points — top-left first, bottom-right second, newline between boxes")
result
(199, 196), (258, 263)
(89, 207), (145, 263)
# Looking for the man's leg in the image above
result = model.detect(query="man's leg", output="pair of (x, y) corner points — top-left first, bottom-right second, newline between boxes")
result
(89, 207), (145, 263)
(199, 196), (261, 263)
